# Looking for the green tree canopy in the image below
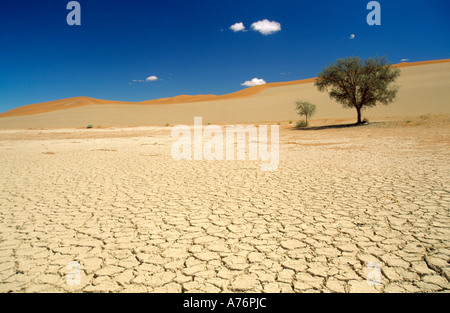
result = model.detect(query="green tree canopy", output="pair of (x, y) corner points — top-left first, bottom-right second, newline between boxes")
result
(315, 56), (401, 124)
(295, 100), (316, 125)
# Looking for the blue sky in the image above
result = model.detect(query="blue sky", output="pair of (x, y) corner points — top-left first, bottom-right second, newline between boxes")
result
(0, 0), (449, 112)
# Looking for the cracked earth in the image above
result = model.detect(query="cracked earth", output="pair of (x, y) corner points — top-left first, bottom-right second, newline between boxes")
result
(0, 119), (449, 293)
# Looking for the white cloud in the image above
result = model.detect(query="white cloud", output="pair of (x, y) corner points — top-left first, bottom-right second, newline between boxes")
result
(146, 75), (159, 82)
(349, 34), (355, 39)
(130, 76), (159, 84)
(251, 19), (281, 35)
(241, 78), (267, 87)
(401, 58), (410, 62)
(229, 22), (245, 32)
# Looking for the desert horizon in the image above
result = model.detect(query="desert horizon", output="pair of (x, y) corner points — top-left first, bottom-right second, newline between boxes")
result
(1, 59), (449, 129)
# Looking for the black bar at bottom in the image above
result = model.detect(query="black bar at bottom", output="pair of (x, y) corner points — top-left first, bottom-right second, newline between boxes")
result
(1, 292), (444, 312)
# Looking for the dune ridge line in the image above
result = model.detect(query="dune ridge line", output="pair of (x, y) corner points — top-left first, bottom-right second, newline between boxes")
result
(1, 59), (449, 119)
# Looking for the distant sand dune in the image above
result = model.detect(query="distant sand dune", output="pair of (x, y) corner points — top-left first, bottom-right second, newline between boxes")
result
(0, 59), (449, 128)
(0, 97), (136, 118)
(392, 59), (450, 68)
(0, 77), (317, 119)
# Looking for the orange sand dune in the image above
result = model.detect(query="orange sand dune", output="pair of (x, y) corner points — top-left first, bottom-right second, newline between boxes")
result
(140, 94), (219, 105)
(0, 59), (449, 127)
(0, 96), (136, 118)
(0, 77), (317, 118)
(393, 59), (450, 68)
(4, 59), (448, 119)
(140, 78), (318, 105)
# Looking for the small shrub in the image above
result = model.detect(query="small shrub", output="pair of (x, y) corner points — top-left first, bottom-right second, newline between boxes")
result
(406, 120), (412, 123)
(277, 122), (281, 125)
(362, 118), (369, 124)
(86, 124), (93, 129)
(296, 121), (308, 128)
(165, 123), (170, 127)
(295, 100), (317, 124)
(289, 120), (293, 124)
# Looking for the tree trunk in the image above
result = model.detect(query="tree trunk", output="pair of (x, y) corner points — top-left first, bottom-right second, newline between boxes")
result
(356, 107), (362, 124)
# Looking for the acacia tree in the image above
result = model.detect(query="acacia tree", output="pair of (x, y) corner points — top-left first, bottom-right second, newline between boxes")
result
(315, 56), (401, 124)
(295, 100), (316, 125)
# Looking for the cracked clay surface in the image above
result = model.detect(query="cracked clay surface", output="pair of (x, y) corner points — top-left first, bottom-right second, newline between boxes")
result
(0, 122), (449, 293)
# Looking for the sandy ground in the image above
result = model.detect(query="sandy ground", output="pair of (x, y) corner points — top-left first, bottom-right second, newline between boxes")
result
(0, 60), (449, 129)
(0, 115), (449, 293)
